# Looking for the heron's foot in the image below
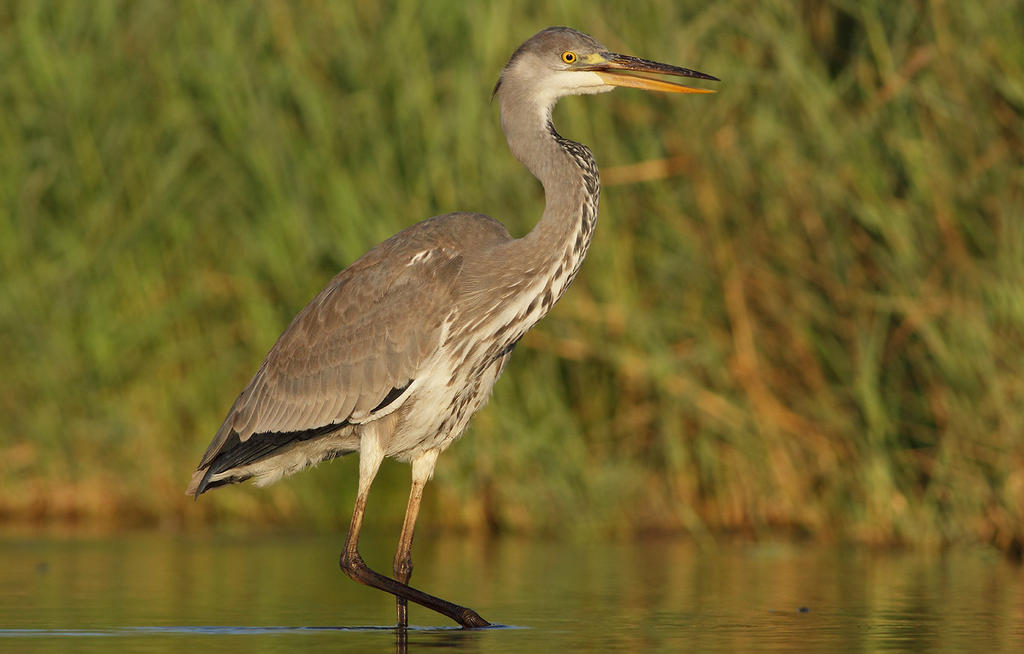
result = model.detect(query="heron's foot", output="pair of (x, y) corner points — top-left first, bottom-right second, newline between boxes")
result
(395, 597), (488, 629)
(457, 607), (490, 629)
(340, 548), (489, 628)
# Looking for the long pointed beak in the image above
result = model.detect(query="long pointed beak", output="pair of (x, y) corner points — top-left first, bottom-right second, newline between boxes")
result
(589, 52), (718, 94)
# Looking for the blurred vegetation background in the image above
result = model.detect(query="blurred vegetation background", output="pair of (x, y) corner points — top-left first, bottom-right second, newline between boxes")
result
(2, 0), (1022, 553)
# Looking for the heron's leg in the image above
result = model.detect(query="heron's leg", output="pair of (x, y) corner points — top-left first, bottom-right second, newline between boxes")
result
(339, 435), (489, 629)
(393, 450), (438, 628)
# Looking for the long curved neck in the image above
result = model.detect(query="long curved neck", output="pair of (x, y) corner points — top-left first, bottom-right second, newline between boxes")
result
(447, 87), (601, 355)
(499, 93), (600, 302)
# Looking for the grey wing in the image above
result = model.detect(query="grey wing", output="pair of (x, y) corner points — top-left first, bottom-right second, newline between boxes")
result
(191, 244), (463, 485)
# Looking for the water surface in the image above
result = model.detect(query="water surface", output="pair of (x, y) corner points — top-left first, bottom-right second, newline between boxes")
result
(1, 529), (1020, 652)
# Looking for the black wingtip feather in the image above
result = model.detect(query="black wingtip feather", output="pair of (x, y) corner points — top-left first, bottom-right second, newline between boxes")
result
(198, 422), (350, 493)
(193, 465), (217, 499)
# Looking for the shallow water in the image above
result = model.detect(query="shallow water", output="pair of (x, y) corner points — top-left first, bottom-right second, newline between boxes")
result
(1, 529), (1021, 652)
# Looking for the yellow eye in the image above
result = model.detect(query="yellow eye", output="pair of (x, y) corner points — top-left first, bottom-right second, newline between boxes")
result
(561, 51), (577, 64)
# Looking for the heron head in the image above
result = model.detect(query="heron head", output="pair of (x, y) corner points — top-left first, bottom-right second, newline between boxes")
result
(493, 26), (718, 106)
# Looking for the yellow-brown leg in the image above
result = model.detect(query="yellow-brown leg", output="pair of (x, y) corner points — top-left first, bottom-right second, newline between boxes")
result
(338, 442), (487, 628)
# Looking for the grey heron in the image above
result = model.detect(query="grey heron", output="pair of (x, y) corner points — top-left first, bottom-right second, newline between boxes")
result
(188, 26), (716, 629)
